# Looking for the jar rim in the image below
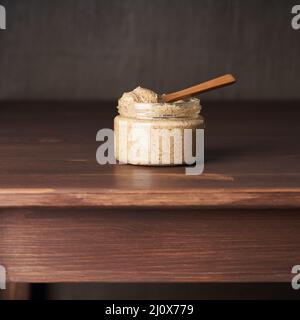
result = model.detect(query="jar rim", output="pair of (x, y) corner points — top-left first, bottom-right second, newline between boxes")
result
(117, 98), (201, 119)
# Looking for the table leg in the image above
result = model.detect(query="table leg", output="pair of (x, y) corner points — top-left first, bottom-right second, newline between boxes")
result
(0, 282), (31, 300)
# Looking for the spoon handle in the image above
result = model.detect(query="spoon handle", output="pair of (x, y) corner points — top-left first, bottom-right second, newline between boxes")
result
(162, 74), (236, 103)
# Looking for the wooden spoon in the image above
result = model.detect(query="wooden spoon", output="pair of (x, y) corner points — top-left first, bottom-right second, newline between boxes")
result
(162, 74), (236, 103)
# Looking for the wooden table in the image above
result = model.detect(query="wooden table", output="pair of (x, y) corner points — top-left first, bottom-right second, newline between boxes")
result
(0, 101), (299, 299)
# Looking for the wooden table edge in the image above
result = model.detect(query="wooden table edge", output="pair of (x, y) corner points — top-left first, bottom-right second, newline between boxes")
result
(0, 188), (299, 209)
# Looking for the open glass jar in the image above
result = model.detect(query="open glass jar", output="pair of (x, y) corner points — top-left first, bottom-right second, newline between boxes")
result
(114, 98), (204, 166)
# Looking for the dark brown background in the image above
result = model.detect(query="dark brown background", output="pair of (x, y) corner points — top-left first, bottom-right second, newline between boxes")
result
(0, 0), (299, 101)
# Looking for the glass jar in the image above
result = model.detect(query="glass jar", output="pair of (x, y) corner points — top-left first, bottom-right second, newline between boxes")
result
(114, 98), (204, 166)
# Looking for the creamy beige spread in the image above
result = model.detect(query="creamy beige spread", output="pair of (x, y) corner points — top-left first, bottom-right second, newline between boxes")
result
(118, 86), (201, 119)
(115, 86), (204, 165)
(119, 86), (160, 107)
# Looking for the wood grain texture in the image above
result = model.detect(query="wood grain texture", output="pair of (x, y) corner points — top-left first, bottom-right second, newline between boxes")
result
(0, 0), (299, 101)
(0, 189), (299, 209)
(1, 208), (299, 283)
(0, 101), (299, 209)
